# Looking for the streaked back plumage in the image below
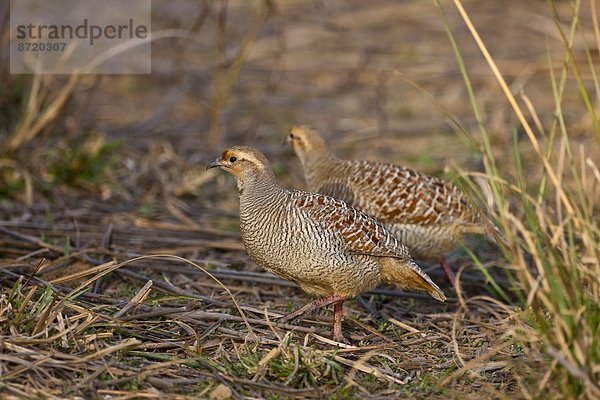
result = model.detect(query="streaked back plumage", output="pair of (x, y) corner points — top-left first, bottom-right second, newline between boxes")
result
(288, 126), (488, 262)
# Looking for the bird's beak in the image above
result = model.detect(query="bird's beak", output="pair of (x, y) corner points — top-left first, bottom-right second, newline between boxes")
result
(283, 134), (293, 146)
(206, 158), (223, 170)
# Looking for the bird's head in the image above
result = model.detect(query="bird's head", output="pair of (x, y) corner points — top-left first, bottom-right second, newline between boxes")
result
(207, 146), (273, 188)
(286, 126), (329, 159)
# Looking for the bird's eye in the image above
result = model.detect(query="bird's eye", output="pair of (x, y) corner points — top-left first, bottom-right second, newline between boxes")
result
(289, 134), (295, 139)
(229, 156), (237, 163)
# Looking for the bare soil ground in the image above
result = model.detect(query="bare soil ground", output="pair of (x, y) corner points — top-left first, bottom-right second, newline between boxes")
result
(1, 0), (598, 398)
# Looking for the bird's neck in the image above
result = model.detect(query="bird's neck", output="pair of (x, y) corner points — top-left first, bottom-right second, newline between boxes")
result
(299, 149), (342, 190)
(237, 169), (282, 206)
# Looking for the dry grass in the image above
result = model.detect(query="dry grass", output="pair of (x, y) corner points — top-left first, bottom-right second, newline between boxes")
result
(0, 213), (519, 399)
(436, 0), (599, 397)
(1, 0), (598, 398)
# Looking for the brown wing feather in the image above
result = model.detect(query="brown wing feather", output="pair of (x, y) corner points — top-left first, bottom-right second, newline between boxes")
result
(294, 191), (446, 301)
(345, 160), (479, 226)
(293, 191), (411, 259)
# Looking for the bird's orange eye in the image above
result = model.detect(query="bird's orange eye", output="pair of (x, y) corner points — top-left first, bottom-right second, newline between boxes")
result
(229, 156), (237, 163)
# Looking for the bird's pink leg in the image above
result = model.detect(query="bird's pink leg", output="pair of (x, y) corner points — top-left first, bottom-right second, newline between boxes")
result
(279, 295), (346, 323)
(440, 257), (455, 286)
(332, 299), (345, 342)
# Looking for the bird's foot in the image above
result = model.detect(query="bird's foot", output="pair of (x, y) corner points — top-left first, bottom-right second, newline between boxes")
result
(277, 308), (310, 325)
(331, 299), (349, 344)
(332, 332), (350, 344)
(277, 295), (346, 325)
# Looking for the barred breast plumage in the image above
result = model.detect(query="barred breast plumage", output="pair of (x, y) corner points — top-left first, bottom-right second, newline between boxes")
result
(287, 126), (491, 285)
(208, 146), (445, 342)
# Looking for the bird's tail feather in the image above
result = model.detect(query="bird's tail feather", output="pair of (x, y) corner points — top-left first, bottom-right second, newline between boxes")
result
(463, 179), (509, 248)
(380, 257), (446, 302)
(480, 212), (509, 247)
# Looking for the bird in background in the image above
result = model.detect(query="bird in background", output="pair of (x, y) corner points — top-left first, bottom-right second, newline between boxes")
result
(207, 146), (445, 342)
(286, 125), (497, 286)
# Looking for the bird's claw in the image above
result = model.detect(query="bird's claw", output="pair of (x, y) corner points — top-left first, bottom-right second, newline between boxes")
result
(332, 333), (349, 344)
(275, 317), (292, 328)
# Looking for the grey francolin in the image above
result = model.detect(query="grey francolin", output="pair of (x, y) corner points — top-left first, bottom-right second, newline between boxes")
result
(287, 126), (494, 286)
(207, 146), (445, 342)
